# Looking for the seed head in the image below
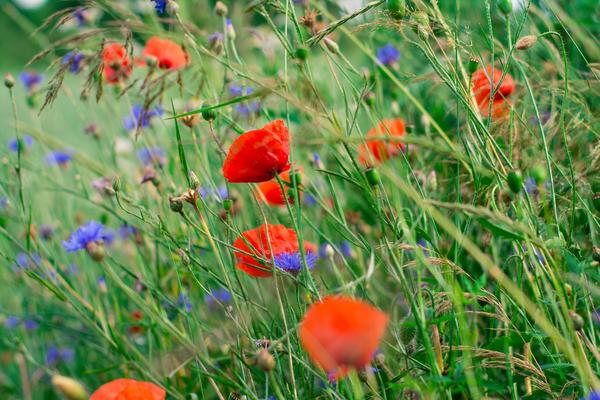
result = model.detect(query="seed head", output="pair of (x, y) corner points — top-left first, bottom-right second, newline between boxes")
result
(516, 35), (537, 50)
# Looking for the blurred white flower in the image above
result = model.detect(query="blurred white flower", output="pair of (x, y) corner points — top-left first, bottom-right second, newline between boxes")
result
(512, 0), (526, 11)
(14, 0), (47, 9)
(340, 0), (363, 12)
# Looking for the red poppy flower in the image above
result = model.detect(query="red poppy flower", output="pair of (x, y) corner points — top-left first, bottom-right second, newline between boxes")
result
(102, 43), (131, 84)
(233, 224), (315, 277)
(223, 120), (291, 183)
(472, 66), (515, 118)
(142, 36), (188, 70)
(90, 378), (165, 400)
(299, 296), (388, 380)
(256, 170), (301, 206)
(358, 119), (406, 165)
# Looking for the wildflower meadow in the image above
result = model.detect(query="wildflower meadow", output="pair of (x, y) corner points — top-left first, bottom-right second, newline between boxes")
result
(1, 0), (599, 399)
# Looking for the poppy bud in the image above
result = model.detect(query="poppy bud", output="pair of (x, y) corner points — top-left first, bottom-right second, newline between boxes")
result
(51, 375), (87, 400)
(86, 242), (105, 262)
(569, 310), (584, 331)
(189, 171), (200, 190)
(506, 170), (523, 194)
(290, 169), (302, 186)
(516, 35), (537, 50)
(324, 38), (340, 55)
(294, 46), (309, 61)
(215, 1), (228, 16)
(202, 107), (217, 121)
(365, 167), (381, 187)
(255, 348), (276, 371)
(169, 196), (184, 213)
(530, 165), (546, 186)
(112, 176), (121, 193)
(223, 198), (233, 212)
(4, 73), (15, 88)
(498, 0), (512, 15)
(467, 58), (479, 75)
(592, 193), (600, 213)
(387, 0), (406, 20)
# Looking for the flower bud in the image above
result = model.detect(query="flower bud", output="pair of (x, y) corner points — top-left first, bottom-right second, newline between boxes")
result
(51, 375), (87, 400)
(569, 310), (584, 331)
(506, 170), (523, 194)
(144, 55), (158, 69)
(516, 35), (537, 50)
(365, 167), (381, 187)
(530, 165), (546, 186)
(387, 0), (406, 20)
(202, 107), (217, 121)
(468, 58), (479, 75)
(226, 19), (236, 40)
(363, 92), (376, 107)
(223, 198), (233, 212)
(215, 1), (228, 16)
(189, 171), (200, 190)
(4, 73), (15, 88)
(255, 348), (276, 372)
(322, 243), (335, 258)
(169, 196), (184, 213)
(294, 46), (309, 61)
(112, 176), (121, 193)
(498, 0), (512, 15)
(564, 283), (572, 296)
(177, 248), (190, 266)
(86, 242), (105, 262)
(324, 38), (340, 55)
(166, 0), (179, 15)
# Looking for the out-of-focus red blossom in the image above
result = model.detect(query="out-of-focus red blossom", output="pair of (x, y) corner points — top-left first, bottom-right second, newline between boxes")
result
(300, 296), (389, 380)
(102, 43), (131, 84)
(471, 66), (515, 119)
(90, 378), (165, 400)
(223, 120), (291, 183)
(232, 224), (315, 277)
(256, 170), (301, 206)
(142, 36), (188, 70)
(358, 119), (406, 166)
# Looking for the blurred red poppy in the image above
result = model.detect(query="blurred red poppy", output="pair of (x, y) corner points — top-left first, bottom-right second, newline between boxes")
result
(472, 66), (515, 118)
(223, 120), (291, 183)
(256, 170), (300, 206)
(90, 378), (165, 400)
(358, 119), (406, 165)
(299, 296), (388, 380)
(102, 43), (131, 84)
(233, 224), (314, 277)
(142, 36), (188, 70)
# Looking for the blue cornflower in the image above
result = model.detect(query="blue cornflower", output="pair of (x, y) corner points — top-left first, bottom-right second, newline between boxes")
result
(8, 135), (33, 152)
(340, 241), (353, 258)
(229, 85), (260, 116)
(274, 251), (317, 275)
(11, 252), (41, 272)
(204, 288), (232, 307)
(198, 186), (228, 201)
(137, 146), (166, 167)
(151, 0), (168, 14)
(23, 319), (39, 331)
(208, 32), (224, 53)
(46, 345), (75, 366)
(303, 193), (317, 207)
(73, 8), (88, 26)
(178, 292), (192, 313)
(123, 104), (163, 131)
(62, 221), (114, 253)
(0, 197), (7, 209)
(119, 224), (138, 239)
(524, 177), (539, 197)
(4, 316), (20, 329)
(62, 51), (85, 74)
(45, 150), (73, 166)
(582, 392), (600, 400)
(19, 71), (43, 92)
(376, 44), (400, 65)
(40, 224), (54, 240)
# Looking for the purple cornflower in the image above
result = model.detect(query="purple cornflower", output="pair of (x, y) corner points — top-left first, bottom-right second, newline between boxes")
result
(11, 252), (41, 272)
(19, 71), (43, 92)
(376, 44), (400, 65)
(73, 8), (87, 26)
(229, 84), (260, 116)
(208, 32), (224, 53)
(62, 221), (113, 253)
(530, 111), (551, 127)
(137, 146), (166, 167)
(66, 263), (80, 276)
(123, 105), (163, 131)
(46, 345), (75, 366)
(303, 193), (317, 207)
(62, 51), (85, 74)
(340, 241), (352, 258)
(204, 288), (232, 307)
(98, 276), (107, 292)
(119, 224), (138, 239)
(23, 319), (39, 331)
(4, 316), (20, 329)
(45, 150), (73, 166)
(0, 197), (7, 209)
(198, 186), (228, 201)
(8, 135), (33, 152)
(40, 224), (54, 240)
(524, 177), (539, 197)
(178, 292), (192, 313)
(582, 392), (600, 400)
(151, 0), (168, 14)
(274, 251), (317, 275)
